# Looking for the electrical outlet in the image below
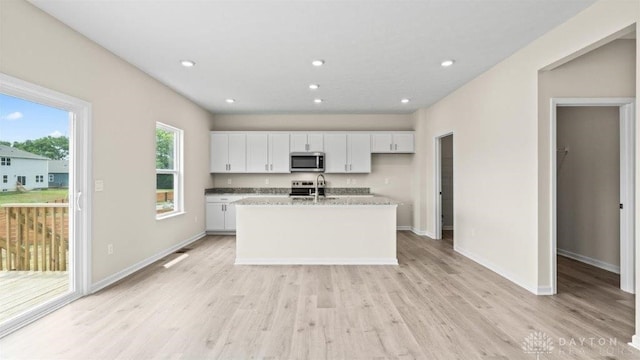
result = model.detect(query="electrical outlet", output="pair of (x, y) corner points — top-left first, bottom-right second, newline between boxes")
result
(107, 244), (114, 255)
(95, 180), (104, 192)
(194, 216), (198, 223)
(227, 178), (232, 185)
(265, 178), (269, 185)
(384, 178), (390, 185)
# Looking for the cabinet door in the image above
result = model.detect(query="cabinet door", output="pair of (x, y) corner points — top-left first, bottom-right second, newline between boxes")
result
(290, 133), (308, 152)
(210, 133), (229, 172)
(393, 133), (415, 153)
(348, 134), (371, 173)
(307, 133), (324, 152)
(371, 133), (393, 153)
(227, 134), (246, 172)
(206, 203), (226, 230)
(246, 133), (269, 173)
(224, 203), (237, 230)
(269, 133), (290, 173)
(323, 133), (347, 173)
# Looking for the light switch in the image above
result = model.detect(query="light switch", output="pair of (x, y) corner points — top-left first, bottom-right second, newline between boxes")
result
(95, 180), (104, 192)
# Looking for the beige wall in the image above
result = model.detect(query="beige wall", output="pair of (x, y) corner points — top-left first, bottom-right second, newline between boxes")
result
(538, 38), (635, 286)
(211, 114), (416, 227)
(557, 106), (620, 268)
(0, 0), (215, 283)
(415, 0), (638, 296)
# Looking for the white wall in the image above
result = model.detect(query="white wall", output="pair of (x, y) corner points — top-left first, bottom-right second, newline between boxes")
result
(557, 106), (620, 270)
(0, 0), (215, 283)
(211, 114), (416, 227)
(415, 0), (638, 297)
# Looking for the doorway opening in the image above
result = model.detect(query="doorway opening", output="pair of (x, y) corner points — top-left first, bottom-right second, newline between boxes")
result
(435, 132), (453, 242)
(0, 73), (91, 338)
(551, 98), (635, 295)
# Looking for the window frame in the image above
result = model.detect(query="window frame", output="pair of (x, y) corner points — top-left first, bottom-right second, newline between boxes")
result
(155, 122), (184, 219)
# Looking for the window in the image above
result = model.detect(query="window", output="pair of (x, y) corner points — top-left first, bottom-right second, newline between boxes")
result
(156, 122), (183, 218)
(2, 175), (7, 183)
(1, 157), (10, 166)
(49, 174), (55, 182)
(35, 175), (44, 183)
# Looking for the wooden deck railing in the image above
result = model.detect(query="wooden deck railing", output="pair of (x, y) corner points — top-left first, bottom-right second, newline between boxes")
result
(0, 204), (69, 271)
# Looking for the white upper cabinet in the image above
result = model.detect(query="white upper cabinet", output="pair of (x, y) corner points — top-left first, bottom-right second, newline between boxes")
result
(246, 132), (290, 173)
(246, 133), (269, 172)
(324, 134), (348, 173)
(323, 133), (371, 173)
(371, 132), (415, 153)
(290, 132), (323, 152)
(348, 133), (371, 173)
(210, 132), (246, 173)
(268, 133), (291, 173)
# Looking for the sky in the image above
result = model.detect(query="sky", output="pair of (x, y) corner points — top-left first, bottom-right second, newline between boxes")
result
(0, 93), (69, 143)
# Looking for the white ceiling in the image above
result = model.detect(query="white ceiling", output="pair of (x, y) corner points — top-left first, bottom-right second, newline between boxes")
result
(29, 0), (597, 114)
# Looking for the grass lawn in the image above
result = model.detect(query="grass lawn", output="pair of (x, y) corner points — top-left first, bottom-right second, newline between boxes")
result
(0, 189), (69, 205)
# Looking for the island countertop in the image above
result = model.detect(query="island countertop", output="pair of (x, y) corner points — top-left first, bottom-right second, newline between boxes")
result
(233, 196), (399, 206)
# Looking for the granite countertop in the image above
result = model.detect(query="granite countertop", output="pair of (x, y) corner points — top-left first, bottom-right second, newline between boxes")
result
(205, 187), (371, 196)
(233, 196), (399, 206)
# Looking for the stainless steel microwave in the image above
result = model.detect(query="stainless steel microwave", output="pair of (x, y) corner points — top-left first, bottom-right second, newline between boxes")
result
(290, 152), (324, 172)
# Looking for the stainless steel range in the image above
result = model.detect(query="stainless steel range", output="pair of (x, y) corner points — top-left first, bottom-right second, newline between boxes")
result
(289, 179), (325, 197)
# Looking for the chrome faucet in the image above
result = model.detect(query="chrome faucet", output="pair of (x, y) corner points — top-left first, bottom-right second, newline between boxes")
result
(314, 174), (326, 203)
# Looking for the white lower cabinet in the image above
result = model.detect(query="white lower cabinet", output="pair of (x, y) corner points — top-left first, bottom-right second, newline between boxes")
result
(206, 195), (244, 231)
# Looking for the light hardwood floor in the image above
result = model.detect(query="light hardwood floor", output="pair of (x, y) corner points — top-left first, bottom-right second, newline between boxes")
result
(0, 232), (636, 359)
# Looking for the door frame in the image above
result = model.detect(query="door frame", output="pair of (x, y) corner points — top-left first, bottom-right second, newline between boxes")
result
(0, 73), (92, 337)
(550, 97), (635, 294)
(434, 131), (454, 240)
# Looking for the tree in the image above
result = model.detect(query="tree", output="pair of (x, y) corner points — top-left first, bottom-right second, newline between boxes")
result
(156, 128), (174, 190)
(0, 140), (10, 146)
(12, 136), (69, 160)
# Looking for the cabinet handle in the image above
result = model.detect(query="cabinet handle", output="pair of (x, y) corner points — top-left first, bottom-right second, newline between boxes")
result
(265, 164), (268, 171)
(305, 143), (309, 151)
(344, 164), (347, 171)
(395, 144), (398, 151)
(229, 164), (231, 171)
(270, 164), (273, 171)
(350, 164), (352, 171)
(390, 143), (393, 151)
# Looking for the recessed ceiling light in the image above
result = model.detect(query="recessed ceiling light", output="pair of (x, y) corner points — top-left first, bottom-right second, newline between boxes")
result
(225, 99), (235, 103)
(314, 99), (323, 104)
(401, 98), (410, 104)
(180, 60), (196, 67)
(309, 84), (320, 90)
(312, 60), (325, 67)
(441, 59), (455, 67)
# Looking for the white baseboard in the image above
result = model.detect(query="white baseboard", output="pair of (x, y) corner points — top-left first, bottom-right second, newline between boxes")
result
(536, 286), (554, 295)
(557, 248), (620, 274)
(630, 335), (640, 351)
(91, 231), (206, 293)
(235, 258), (398, 265)
(397, 226), (412, 231)
(454, 245), (539, 295)
(443, 225), (453, 231)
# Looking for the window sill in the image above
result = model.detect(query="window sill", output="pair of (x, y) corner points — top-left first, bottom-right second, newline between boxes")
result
(156, 211), (186, 221)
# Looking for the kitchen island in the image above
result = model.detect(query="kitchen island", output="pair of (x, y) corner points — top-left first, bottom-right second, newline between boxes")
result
(234, 196), (398, 265)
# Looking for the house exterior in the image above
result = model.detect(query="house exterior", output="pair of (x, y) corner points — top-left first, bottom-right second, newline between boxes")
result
(47, 160), (69, 188)
(0, 145), (49, 192)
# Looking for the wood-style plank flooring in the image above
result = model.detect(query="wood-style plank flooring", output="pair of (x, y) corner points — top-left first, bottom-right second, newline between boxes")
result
(0, 232), (636, 359)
